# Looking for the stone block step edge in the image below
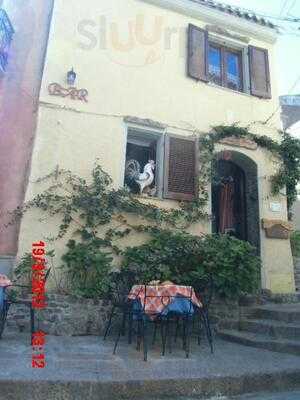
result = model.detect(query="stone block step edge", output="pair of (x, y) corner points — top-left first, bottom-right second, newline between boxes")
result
(0, 370), (300, 400)
(218, 319), (300, 340)
(217, 329), (300, 356)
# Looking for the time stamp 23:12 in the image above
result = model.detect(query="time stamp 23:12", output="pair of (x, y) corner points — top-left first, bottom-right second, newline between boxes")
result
(31, 241), (47, 369)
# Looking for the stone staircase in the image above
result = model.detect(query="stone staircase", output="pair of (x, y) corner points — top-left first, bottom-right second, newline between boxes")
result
(217, 301), (300, 356)
(295, 257), (300, 292)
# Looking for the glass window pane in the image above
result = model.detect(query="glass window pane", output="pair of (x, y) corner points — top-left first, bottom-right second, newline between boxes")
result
(208, 45), (222, 86)
(226, 51), (242, 91)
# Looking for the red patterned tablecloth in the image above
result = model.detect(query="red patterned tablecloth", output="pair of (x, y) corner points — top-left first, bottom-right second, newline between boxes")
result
(0, 274), (12, 287)
(128, 284), (202, 316)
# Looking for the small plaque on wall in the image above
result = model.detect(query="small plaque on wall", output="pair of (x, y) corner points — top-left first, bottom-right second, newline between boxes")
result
(269, 202), (282, 213)
(262, 219), (293, 240)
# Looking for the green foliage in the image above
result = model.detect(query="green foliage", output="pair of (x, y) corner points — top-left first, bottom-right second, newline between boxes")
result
(291, 231), (300, 258)
(11, 163), (207, 246)
(14, 252), (32, 287)
(122, 230), (261, 299)
(271, 131), (300, 213)
(12, 125), (300, 244)
(12, 123), (299, 299)
(200, 125), (300, 216)
(61, 238), (113, 298)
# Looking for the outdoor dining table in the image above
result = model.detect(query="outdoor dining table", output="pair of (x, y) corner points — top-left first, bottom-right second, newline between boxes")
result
(128, 284), (203, 319)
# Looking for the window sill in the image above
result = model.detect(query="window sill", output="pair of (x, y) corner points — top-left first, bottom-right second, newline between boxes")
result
(206, 82), (271, 100)
(207, 82), (253, 98)
(131, 194), (179, 208)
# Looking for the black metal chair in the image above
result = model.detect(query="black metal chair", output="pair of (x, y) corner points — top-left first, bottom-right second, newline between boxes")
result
(103, 270), (136, 341)
(113, 285), (196, 361)
(0, 268), (51, 343)
(150, 287), (196, 359)
(193, 274), (214, 354)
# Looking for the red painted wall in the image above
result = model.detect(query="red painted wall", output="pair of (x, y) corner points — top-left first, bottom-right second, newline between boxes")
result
(0, 0), (53, 255)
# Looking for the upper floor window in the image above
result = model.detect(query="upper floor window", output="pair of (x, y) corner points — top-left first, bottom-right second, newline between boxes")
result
(0, 9), (14, 73)
(188, 24), (271, 99)
(208, 43), (243, 92)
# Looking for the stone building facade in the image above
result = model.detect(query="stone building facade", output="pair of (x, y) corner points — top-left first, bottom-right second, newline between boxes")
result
(1, 0), (296, 293)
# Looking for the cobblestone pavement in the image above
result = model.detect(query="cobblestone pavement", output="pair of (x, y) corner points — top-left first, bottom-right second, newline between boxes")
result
(0, 332), (299, 399)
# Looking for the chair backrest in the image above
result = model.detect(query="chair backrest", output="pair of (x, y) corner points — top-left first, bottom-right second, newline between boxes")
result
(109, 270), (136, 305)
(194, 274), (214, 310)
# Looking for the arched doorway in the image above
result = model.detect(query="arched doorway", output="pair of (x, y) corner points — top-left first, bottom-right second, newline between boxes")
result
(212, 151), (260, 254)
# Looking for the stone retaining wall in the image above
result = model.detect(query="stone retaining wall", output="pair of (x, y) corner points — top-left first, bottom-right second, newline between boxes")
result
(5, 293), (241, 336)
(6, 294), (111, 336)
(294, 257), (300, 291)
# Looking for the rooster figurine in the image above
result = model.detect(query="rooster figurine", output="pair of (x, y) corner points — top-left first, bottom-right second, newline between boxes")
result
(125, 159), (155, 195)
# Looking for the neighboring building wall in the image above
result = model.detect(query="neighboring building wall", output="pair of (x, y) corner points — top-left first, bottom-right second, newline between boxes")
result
(294, 201), (300, 230)
(280, 95), (300, 130)
(0, 0), (53, 273)
(17, 0), (295, 293)
(279, 95), (300, 230)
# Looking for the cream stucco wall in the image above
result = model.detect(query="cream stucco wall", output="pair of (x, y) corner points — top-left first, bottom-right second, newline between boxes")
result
(17, 0), (295, 293)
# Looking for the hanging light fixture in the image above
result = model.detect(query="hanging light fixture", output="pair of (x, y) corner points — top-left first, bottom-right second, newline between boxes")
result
(67, 68), (76, 86)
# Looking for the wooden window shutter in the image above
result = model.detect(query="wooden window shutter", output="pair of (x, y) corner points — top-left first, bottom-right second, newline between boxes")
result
(249, 45), (271, 99)
(187, 24), (209, 82)
(163, 134), (199, 201)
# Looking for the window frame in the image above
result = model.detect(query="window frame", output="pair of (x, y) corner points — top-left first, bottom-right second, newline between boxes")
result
(124, 125), (165, 198)
(123, 124), (199, 201)
(208, 41), (244, 93)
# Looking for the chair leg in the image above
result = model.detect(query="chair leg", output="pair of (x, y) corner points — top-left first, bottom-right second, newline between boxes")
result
(121, 311), (127, 337)
(136, 320), (142, 351)
(185, 317), (192, 359)
(166, 317), (172, 354)
(142, 320), (148, 362)
(152, 320), (158, 345)
(201, 310), (214, 354)
(113, 327), (122, 355)
(128, 313), (133, 344)
(182, 319), (187, 350)
(161, 320), (167, 356)
(174, 317), (180, 343)
(197, 314), (201, 346)
(103, 306), (115, 340)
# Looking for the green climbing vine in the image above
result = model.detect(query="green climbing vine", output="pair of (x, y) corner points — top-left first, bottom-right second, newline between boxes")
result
(199, 125), (300, 215)
(10, 124), (300, 298)
(10, 124), (300, 247)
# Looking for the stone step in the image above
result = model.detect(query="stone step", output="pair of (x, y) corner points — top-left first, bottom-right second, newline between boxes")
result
(221, 319), (300, 341)
(263, 293), (300, 304)
(218, 329), (300, 356)
(244, 304), (300, 323)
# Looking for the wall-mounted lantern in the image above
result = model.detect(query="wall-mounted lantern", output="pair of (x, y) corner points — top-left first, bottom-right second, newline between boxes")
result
(48, 66), (88, 102)
(66, 68), (76, 86)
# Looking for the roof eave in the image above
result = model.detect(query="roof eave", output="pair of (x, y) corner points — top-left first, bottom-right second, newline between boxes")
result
(139, 0), (278, 44)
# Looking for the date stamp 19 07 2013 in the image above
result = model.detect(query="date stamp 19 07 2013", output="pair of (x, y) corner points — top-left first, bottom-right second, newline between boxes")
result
(31, 241), (47, 368)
